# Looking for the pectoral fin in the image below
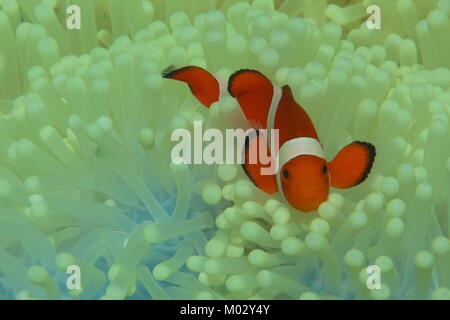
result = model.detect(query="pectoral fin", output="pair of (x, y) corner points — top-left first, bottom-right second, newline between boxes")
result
(329, 141), (376, 189)
(242, 131), (278, 194)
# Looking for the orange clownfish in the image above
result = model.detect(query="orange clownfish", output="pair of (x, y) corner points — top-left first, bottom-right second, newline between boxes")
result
(163, 66), (376, 212)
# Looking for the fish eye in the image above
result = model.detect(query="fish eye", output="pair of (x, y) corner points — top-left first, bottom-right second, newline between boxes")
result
(283, 169), (289, 179)
(322, 165), (327, 174)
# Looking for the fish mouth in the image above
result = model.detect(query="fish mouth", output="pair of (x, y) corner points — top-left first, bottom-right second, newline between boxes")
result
(283, 189), (328, 212)
(284, 195), (318, 210)
(285, 190), (324, 202)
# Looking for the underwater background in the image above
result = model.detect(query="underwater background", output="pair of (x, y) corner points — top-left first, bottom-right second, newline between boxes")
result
(0, 0), (449, 300)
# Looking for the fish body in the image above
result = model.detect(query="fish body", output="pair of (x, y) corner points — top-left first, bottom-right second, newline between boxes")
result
(163, 66), (376, 212)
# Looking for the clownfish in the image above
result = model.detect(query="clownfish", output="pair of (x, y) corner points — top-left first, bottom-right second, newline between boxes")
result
(162, 66), (376, 212)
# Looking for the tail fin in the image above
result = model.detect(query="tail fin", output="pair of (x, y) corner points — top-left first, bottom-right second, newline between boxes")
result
(162, 65), (220, 108)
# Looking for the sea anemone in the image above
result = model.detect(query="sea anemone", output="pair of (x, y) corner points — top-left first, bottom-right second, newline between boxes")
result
(0, 0), (449, 300)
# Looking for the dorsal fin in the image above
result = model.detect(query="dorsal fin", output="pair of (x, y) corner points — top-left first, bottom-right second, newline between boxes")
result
(228, 69), (274, 128)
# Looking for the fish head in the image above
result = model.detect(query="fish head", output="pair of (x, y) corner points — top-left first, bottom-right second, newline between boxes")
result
(280, 155), (329, 212)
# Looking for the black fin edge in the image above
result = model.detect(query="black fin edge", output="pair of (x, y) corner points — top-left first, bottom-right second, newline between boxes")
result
(227, 69), (268, 97)
(241, 130), (262, 186)
(352, 141), (376, 187)
(161, 65), (193, 78)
